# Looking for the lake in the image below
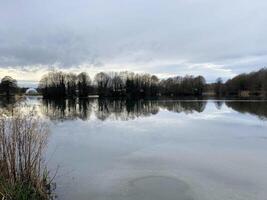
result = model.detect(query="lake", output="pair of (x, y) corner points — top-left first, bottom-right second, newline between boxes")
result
(1, 97), (267, 200)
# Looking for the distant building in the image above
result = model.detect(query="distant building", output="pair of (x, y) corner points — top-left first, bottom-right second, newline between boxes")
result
(239, 90), (250, 97)
(25, 88), (38, 95)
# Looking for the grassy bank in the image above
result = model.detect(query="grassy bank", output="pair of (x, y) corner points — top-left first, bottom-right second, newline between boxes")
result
(0, 110), (55, 200)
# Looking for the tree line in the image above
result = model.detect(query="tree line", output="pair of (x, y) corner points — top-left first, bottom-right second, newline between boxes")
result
(38, 71), (206, 98)
(38, 71), (93, 98)
(214, 68), (267, 96)
(1, 67), (267, 98)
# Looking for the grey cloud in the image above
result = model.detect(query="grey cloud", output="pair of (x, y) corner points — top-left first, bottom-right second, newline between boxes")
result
(0, 0), (267, 80)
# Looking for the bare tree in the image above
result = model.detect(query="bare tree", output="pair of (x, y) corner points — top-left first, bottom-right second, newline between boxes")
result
(77, 72), (92, 97)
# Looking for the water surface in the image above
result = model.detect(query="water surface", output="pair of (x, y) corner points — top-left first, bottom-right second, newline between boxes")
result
(1, 98), (267, 200)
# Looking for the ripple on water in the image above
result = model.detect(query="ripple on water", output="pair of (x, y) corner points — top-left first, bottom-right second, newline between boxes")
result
(121, 176), (194, 200)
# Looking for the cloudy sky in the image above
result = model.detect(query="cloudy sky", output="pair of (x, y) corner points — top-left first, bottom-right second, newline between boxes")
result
(1, 0), (267, 87)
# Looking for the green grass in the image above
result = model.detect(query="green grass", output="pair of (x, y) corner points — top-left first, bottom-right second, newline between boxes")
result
(0, 179), (51, 200)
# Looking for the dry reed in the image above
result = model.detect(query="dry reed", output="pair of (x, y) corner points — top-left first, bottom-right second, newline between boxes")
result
(0, 109), (54, 200)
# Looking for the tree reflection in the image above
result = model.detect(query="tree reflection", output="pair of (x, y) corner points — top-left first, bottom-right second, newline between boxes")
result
(0, 96), (18, 114)
(96, 100), (160, 121)
(40, 99), (207, 121)
(226, 101), (267, 120)
(41, 99), (92, 121)
(162, 100), (207, 114)
(214, 101), (224, 110)
(2, 98), (267, 121)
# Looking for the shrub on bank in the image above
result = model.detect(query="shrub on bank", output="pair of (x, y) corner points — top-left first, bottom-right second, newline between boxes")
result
(0, 110), (55, 200)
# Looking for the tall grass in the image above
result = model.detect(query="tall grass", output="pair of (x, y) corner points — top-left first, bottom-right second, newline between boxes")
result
(0, 110), (55, 200)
